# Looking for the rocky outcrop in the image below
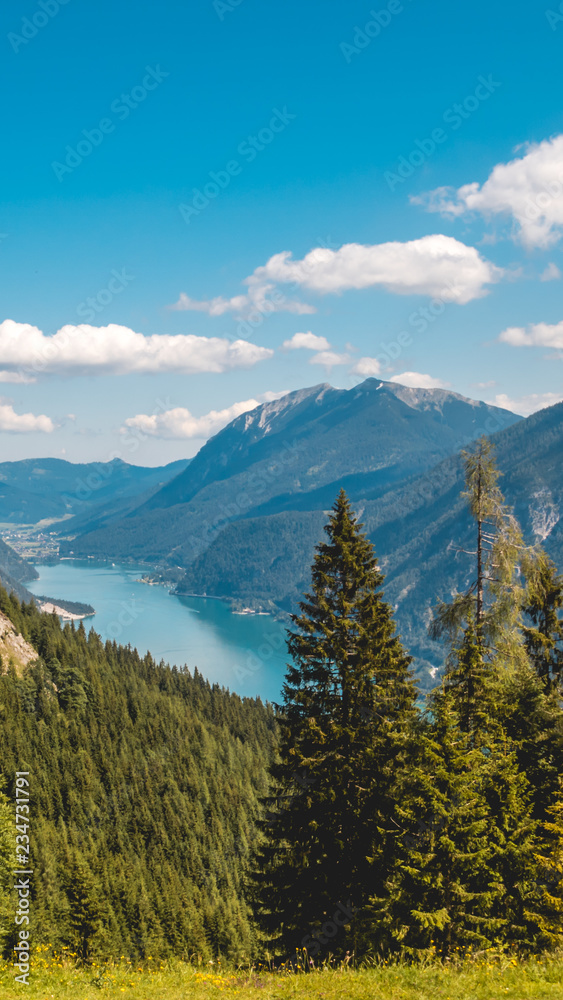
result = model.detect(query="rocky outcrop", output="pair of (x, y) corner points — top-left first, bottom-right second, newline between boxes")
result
(0, 612), (37, 673)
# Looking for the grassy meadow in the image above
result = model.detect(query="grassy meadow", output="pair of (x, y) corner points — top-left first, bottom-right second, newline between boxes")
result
(1, 949), (563, 1000)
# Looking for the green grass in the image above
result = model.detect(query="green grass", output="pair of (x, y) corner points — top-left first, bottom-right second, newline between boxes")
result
(2, 950), (563, 1000)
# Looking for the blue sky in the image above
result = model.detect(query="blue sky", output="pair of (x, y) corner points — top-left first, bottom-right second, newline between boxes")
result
(2, 0), (563, 464)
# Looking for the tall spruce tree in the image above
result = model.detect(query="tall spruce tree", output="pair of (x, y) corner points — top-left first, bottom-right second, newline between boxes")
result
(254, 490), (416, 958)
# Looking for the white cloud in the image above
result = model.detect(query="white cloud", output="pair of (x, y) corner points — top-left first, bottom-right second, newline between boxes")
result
(122, 392), (287, 440)
(390, 372), (450, 389)
(540, 262), (561, 282)
(309, 351), (352, 367)
(282, 331), (331, 350)
(0, 320), (273, 378)
(0, 402), (54, 434)
(168, 235), (501, 321)
(499, 321), (563, 349)
(491, 392), (563, 416)
(413, 134), (563, 249)
(251, 235), (500, 304)
(168, 283), (315, 318)
(349, 357), (383, 377)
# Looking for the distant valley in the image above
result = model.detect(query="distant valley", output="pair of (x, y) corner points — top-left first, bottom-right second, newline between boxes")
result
(0, 455), (190, 526)
(0, 456), (189, 615)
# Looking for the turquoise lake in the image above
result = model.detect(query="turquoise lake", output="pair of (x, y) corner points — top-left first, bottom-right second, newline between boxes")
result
(27, 560), (290, 703)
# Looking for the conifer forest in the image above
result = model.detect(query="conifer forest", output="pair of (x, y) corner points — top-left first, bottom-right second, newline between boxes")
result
(1, 439), (563, 969)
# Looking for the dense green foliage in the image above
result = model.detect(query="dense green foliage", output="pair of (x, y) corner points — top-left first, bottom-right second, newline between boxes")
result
(257, 464), (563, 962)
(0, 590), (276, 961)
(254, 492), (417, 956)
(1, 433), (563, 968)
(179, 511), (326, 609)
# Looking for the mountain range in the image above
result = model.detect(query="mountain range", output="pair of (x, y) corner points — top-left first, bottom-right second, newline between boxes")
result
(0, 456), (190, 524)
(46, 378), (537, 683)
(7, 379), (563, 687)
(58, 381), (519, 569)
(0, 457), (188, 616)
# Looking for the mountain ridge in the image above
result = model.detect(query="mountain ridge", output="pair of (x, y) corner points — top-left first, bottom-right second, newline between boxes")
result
(60, 379), (520, 570)
(0, 456), (190, 524)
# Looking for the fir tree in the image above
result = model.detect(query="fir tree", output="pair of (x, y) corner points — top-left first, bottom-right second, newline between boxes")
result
(442, 613), (494, 737)
(63, 854), (105, 962)
(254, 490), (416, 957)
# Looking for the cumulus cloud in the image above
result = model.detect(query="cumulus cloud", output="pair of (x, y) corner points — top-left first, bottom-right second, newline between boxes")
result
(251, 235), (500, 304)
(491, 392), (563, 416)
(168, 283), (315, 318)
(499, 321), (563, 349)
(413, 134), (563, 249)
(540, 262), (561, 282)
(167, 236), (501, 320)
(281, 331), (331, 350)
(0, 402), (54, 434)
(0, 320), (272, 378)
(349, 357), (383, 377)
(122, 392), (287, 440)
(390, 372), (450, 389)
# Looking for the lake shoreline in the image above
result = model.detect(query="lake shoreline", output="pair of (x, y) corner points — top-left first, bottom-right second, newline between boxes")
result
(39, 601), (95, 621)
(26, 560), (288, 701)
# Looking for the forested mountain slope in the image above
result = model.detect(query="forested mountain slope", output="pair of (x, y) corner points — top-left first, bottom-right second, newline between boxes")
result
(0, 588), (276, 961)
(0, 538), (39, 603)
